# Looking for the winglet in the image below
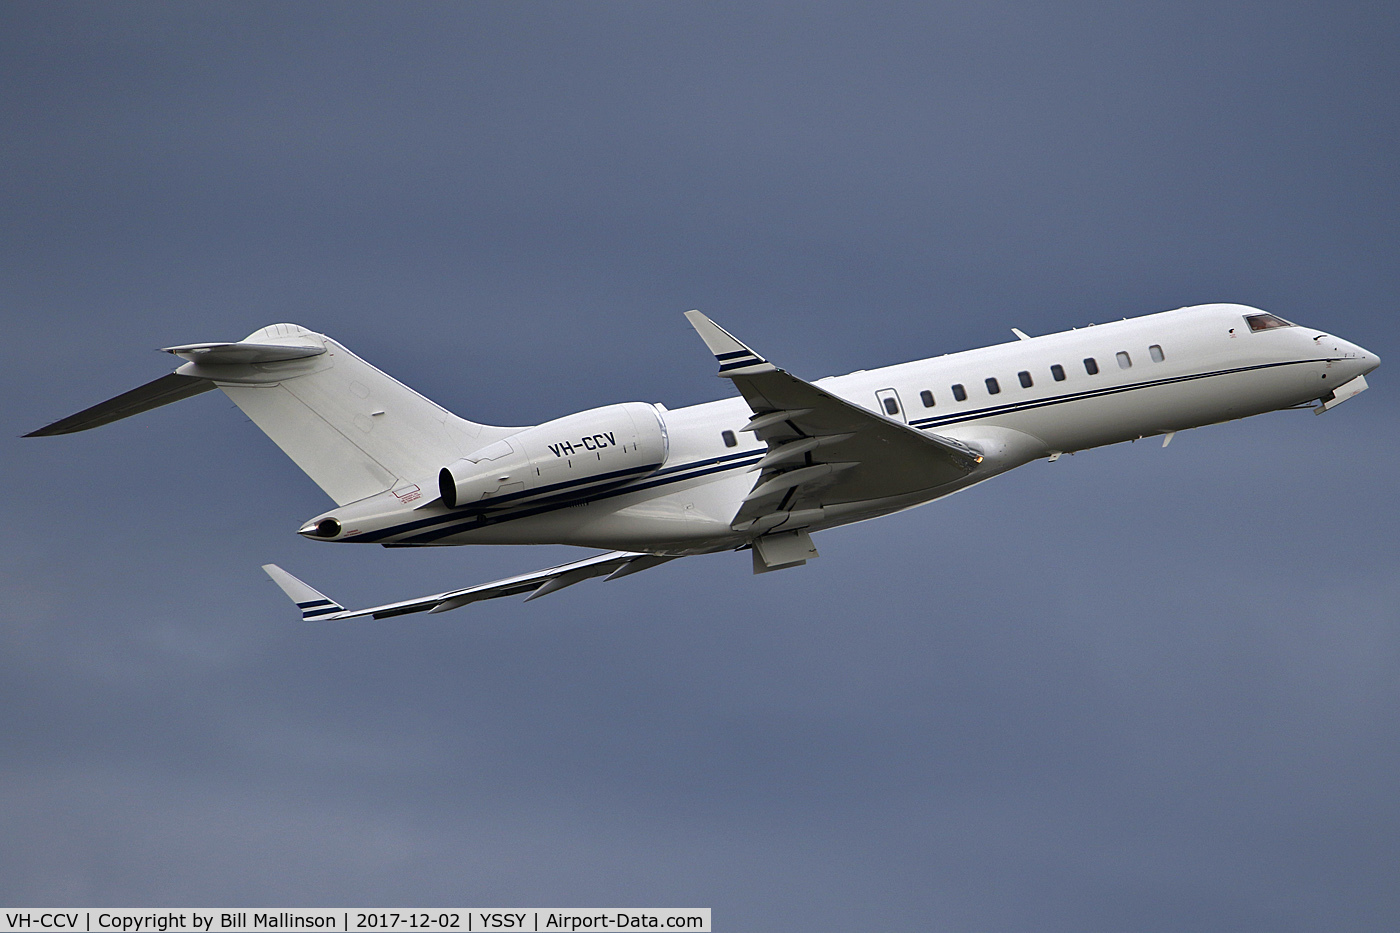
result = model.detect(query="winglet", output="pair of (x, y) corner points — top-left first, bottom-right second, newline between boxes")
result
(684, 310), (778, 376)
(262, 563), (346, 621)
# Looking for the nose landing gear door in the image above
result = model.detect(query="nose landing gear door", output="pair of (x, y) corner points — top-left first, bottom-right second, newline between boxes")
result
(875, 388), (906, 423)
(1317, 374), (1369, 414)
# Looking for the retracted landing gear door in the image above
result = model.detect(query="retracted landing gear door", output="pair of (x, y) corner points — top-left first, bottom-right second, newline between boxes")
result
(1317, 374), (1369, 414)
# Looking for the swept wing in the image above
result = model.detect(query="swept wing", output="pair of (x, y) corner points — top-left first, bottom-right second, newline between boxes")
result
(263, 550), (675, 620)
(684, 311), (982, 534)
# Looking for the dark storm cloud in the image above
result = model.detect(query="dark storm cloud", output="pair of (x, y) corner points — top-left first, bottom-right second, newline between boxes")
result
(4, 2), (1399, 930)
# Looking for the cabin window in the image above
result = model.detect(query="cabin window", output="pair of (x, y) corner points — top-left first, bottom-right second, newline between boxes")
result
(1245, 312), (1293, 331)
(1051, 364), (1066, 381)
(1018, 370), (1033, 388)
(920, 389), (935, 408)
(1149, 344), (1165, 363)
(1083, 357), (1099, 375)
(1117, 351), (1132, 369)
(952, 383), (967, 402)
(882, 396), (900, 416)
(985, 377), (1001, 395)
(721, 430), (737, 448)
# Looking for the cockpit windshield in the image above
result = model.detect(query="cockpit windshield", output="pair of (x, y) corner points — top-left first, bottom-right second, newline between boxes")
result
(1245, 312), (1294, 332)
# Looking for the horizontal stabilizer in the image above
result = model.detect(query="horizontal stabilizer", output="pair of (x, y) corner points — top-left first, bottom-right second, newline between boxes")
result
(162, 342), (326, 364)
(25, 328), (324, 438)
(26, 322), (519, 506)
(25, 372), (215, 436)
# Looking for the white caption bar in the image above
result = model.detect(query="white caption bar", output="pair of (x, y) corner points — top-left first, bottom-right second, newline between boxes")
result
(0, 911), (710, 933)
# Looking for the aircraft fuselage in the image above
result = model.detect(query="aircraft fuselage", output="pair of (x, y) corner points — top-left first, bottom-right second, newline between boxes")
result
(310, 303), (1377, 555)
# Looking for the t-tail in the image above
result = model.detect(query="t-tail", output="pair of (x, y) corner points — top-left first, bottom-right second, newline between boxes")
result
(25, 324), (519, 505)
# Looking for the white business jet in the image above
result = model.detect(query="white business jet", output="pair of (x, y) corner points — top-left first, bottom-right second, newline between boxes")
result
(28, 304), (1377, 619)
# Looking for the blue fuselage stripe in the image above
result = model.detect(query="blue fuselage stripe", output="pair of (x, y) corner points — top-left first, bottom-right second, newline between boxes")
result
(345, 449), (764, 544)
(351, 462), (664, 542)
(386, 451), (767, 544)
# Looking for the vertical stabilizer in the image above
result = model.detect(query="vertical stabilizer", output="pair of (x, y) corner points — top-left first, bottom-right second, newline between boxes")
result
(177, 325), (520, 505)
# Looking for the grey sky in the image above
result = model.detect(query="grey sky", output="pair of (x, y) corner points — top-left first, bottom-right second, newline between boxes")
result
(4, 3), (1398, 929)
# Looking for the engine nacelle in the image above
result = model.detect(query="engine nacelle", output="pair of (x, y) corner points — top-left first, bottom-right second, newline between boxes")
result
(439, 402), (669, 510)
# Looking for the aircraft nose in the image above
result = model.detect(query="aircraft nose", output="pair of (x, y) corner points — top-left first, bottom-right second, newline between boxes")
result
(1324, 335), (1380, 378)
(1341, 339), (1380, 377)
(1359, 346), (1381, 375)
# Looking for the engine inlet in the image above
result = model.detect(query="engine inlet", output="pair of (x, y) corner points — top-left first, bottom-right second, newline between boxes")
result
(303, 517), (341, 538)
